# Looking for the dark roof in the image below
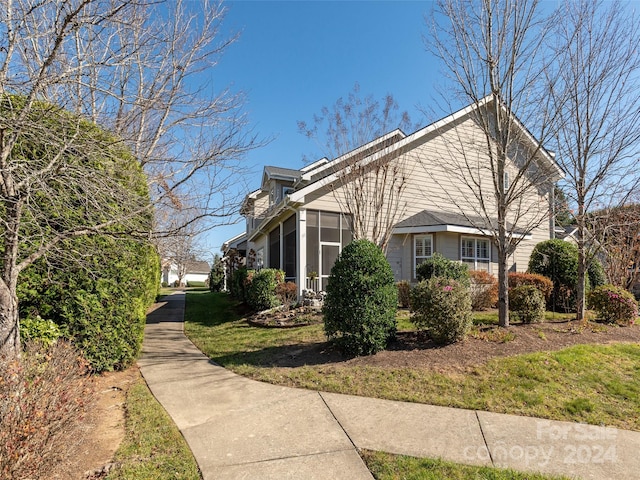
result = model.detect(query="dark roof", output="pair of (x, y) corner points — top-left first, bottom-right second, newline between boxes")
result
(395, 209), (527, 235)
(185, 261), (210, 274)
(264, 166), (301, 181)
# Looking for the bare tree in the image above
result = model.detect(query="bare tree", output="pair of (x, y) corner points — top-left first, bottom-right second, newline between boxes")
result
(298, 84), (416, 252)
(425, 0), (560, 327)
(0, 0), (255, 356)
(547, 0), (640, 321)
(591, 205), (640, 292)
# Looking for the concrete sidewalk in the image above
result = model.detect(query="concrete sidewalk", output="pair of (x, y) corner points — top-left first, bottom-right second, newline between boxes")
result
(139, 292), (640, 480)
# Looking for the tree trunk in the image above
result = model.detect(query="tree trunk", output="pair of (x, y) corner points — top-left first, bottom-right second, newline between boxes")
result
(0, 277), (20, 357)
(497, 248), (510, 328)
(576, 245), (586, 323)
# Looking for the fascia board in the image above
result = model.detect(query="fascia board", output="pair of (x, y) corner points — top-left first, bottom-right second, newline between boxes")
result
(393, 224), (532, 240)
(299, 129), (407, 182)
(291, 103), (485, 202)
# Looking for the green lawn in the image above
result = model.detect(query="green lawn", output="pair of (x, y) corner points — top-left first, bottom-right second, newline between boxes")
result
(184, 291), (640, 431)
(361, 451), (570, 480)
(107, 376), (201, 480)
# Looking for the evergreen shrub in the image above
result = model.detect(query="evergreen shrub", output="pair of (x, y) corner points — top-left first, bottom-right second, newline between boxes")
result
(416, 253), (470, 285)
(509, 285), (545, 323)
(246, 269), (284, 311)
(588, 285), (638, 326)
(411, 277), (472, 344)
(324, 240), (397, 356)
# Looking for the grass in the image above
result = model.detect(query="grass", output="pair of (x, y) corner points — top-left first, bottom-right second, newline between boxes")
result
(361, 451), (570, 480)
(107, 376), (201, 480)
(184, 291), (640, 431)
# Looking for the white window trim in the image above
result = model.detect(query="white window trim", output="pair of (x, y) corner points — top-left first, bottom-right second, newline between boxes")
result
(461, 236), (491, 271)
(414, 234), (433, 278)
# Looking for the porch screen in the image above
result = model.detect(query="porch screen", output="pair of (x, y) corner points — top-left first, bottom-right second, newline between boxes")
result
(269, 226), (280, 269)
(283, 215), (296, 280)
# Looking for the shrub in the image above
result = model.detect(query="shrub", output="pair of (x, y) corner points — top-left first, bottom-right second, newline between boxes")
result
(529, 239), (580, 311)
(588, 285), (638, 326)
(411, 277), (472, 344)
(186, 280), (206, 288)
(416, 253), (470, 285)
(588, 259), (607, 289)
(508, 272), (553, 301)
(397, 280), (411, 308)
(469, 270), (498, 310)
(509, 285), (545, 323)
(246, 269), (284, 311)
(324, 240), (397, 356)
(276, 281), (298, 310)
(19, 315), (62, 347)
(229, 267), (250, 302)
(18, 238), (159, 372)
(0, 341), (95, 480)
(209, 255), (225, 292)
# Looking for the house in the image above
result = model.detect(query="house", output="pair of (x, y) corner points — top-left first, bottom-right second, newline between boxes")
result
(162, 259), (211, 286)
(224, 98), (564, 297)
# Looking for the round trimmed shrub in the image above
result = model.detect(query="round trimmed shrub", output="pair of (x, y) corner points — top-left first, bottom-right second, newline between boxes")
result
(410, 277), (472, 344)
(416, 253), (470, 285)
(588, 285), (638, 326)
(323, 240), (397, 356)
(508, 272), (553, 302)
(509, 285), (545, 323)
(246, 269), (284, 311)
(469, 270), (498, 310)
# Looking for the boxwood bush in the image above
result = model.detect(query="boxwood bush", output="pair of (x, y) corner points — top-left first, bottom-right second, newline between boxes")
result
(509, 285), (545, 323)
(411, 277), (472, 344)
(246, 268), (284, 311)
(324, 240), (397, 356)
(416, 253), (470, 285)
(588, 285), (638, 326)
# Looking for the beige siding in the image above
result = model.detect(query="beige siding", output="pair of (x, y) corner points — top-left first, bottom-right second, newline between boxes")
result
(386, 235), (404, 281)
(299, 115), (553, 277)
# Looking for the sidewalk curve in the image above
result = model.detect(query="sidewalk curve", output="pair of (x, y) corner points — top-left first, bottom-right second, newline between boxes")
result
(139, 292), (640, 480)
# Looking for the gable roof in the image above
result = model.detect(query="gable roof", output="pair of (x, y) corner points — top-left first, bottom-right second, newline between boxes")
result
(394, 209), (531, 239)
(262, 165), (301, 188)
(289, 96), (563, 204)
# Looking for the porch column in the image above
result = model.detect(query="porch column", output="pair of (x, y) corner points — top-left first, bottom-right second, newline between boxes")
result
(297, 209), (307, 300)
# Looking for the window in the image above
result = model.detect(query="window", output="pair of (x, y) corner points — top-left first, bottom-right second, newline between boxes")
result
(461, 237), (490, 271)
(282, 186), (294, 198)
(414, 235), (433, 277)
(503, 171), (510, 191)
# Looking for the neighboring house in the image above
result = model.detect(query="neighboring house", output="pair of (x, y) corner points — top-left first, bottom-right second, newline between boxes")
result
(224, 98), (564, 298)
(162, 260), (211, 286)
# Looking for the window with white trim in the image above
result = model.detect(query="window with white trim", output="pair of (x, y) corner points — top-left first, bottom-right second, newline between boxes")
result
(461, 237), (490, 271)
(414, 235), (433, 277)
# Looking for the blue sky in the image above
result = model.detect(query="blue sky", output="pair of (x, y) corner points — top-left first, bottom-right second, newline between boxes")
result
(203, 0), (448, 257)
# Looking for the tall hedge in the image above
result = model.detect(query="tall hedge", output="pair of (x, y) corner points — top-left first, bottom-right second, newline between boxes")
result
(528, 239), (606, 312)
(18, 237), (159, 372)
(324, 240), (397, 356)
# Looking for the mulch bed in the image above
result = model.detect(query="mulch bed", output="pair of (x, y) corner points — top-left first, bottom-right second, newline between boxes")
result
(248, 308), (640, 373)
